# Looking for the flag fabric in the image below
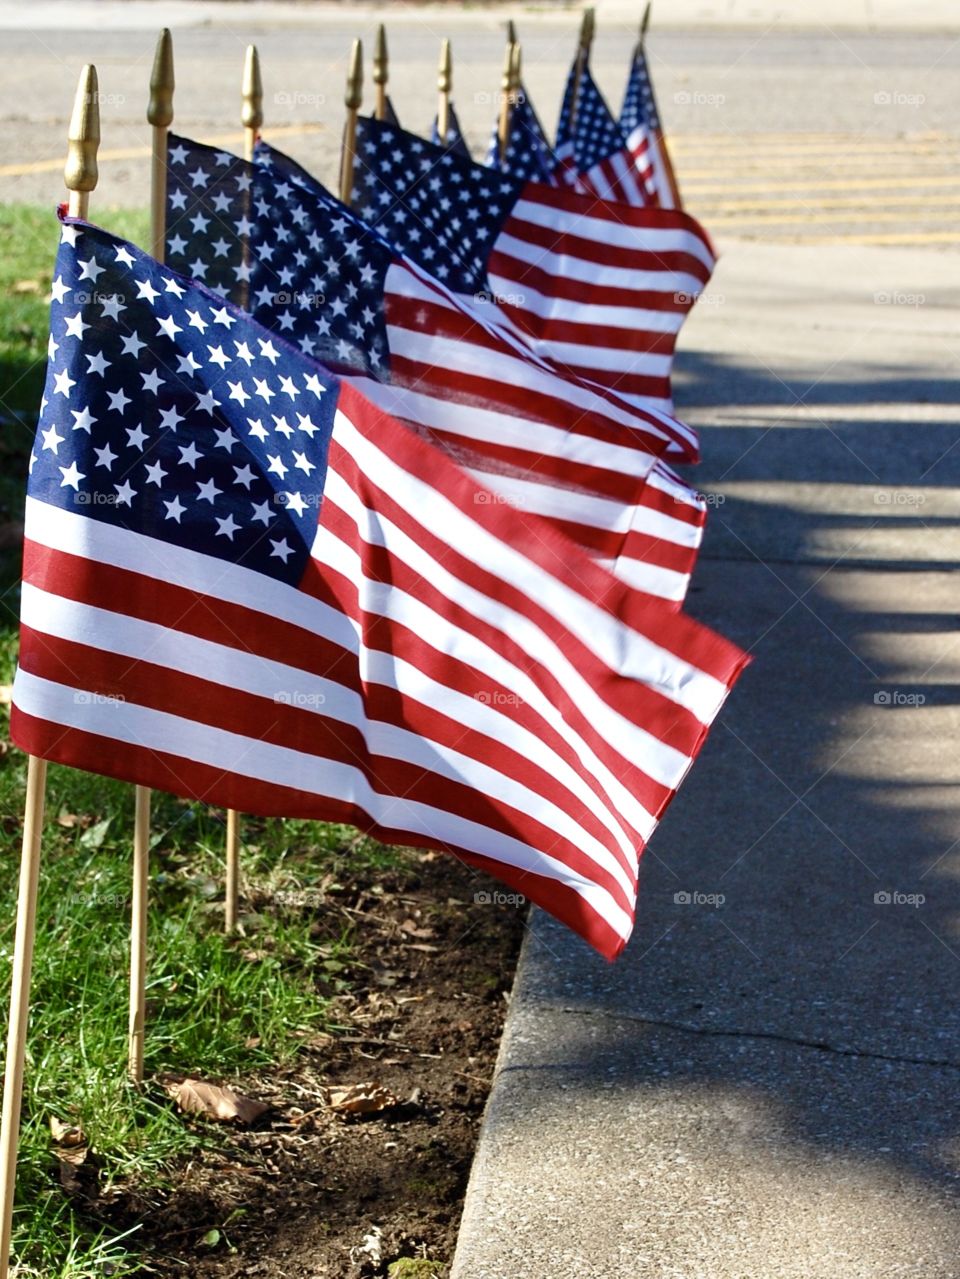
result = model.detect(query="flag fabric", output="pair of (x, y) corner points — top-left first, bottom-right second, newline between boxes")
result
(554, 61), (655, 207)
(486, 88), (559, 186)
(430, 101), (472, 159)
(163, 133), (707, 605)
(380, 96), (401, 129)
(11, 212), (749, 960)
(621, 45), (676, 210)
(346, 115), (714, 430)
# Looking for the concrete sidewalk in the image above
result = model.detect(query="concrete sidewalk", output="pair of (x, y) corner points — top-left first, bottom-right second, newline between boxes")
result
(451, 241), (960, 1278)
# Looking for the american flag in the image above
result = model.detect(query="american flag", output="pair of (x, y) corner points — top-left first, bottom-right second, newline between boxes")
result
(554, 62), (656, 208)
(486, 89), (559, 186)
(347, 115), (714, 432)
(621, 46), (677, 210)
(429, 101), (471, 160)
(164, 133), (707, 606)
(11, 212), (749, 960)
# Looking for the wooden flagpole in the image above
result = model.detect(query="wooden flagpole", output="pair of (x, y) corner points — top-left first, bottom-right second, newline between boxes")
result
(568, 7), (595, 135)
(221, 44), (263, 936)
(637, 2), (683, 209)
(0, 66), (98, 1277)
(126, 27), (174, 1088)
(339, 39), (362, 204)
(496, 38), (517, 167)
(373, 24), (388, 122)
(437, 40), (452, 146)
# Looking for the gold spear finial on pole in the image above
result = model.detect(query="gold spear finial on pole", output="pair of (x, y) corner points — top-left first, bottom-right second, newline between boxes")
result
(373, 23), (388, 121)
(340, 38), (363, 203)
(242, 43), (263, 158)
(580, 7), (596, 53)
(64, 64), (100, 217)
(147, 28), (174, 259)
(147, 27), (174, 130)
(496, 38), (516, 168)
(506, 18), (518, 44)
(568, 8), (595, 135)
(640, 1), (652, 45)
(437, 38), (452, 144)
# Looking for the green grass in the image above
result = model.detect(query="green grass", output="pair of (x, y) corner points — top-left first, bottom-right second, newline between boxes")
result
(0, 204), (405, 1275)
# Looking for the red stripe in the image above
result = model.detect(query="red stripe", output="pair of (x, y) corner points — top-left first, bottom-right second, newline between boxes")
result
(338, 381), (748, 688)
(17, 625), (638, 910)
(21, 536), (667, 830)
(501, 210), (713, 285)
(10, 707), (627, 961)
(385, 292), (674, 446)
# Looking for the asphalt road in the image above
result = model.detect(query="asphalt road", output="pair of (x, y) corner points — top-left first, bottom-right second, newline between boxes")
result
(1, 17), (959, 245)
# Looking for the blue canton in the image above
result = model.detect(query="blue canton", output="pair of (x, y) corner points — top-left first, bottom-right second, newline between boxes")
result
(350, 116), (523, 295)
(555, 64), (628, 172)
(165, 134), (391, 379)
(32, 213), (338, 586)
(486, 91), (558, 185)
(620, 49), (660, 133)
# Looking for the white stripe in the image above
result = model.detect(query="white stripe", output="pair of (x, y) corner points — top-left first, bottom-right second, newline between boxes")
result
(470, 468), (702, 549)
(20, 582), (641, 894)
(385, 324), (668, 450)
(507, 196), (715, 270)
(328, 412), (730, 726)
(386, 261), (689, 441)
(357, 378), (659, 483)
(492, 230), (706, 301)
(319, 460), (689, 793)
(359, 378), (657, 483)
(486, 322), (676, 374)
(608, 556), (688, 601)
(23, 495), (659, 837)
(13, 668), (634, 943)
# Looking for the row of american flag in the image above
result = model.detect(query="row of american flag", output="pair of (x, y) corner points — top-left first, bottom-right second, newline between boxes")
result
(11, 19), (751, 961)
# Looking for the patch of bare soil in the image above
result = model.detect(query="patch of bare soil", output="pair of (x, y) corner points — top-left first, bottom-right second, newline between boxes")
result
(100, 850), (525, 1278)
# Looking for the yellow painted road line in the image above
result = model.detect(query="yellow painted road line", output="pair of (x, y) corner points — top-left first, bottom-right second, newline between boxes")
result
(670, 132), (947, 149)
(673, 144), (956, 162)
(699, 207), (960, 226)
(682, 161), (960, 179)
(0, 123), (325, 179)
(735, 231), (960, 245)
(697, 191), (960, 212)
(684, 173), (960, 194)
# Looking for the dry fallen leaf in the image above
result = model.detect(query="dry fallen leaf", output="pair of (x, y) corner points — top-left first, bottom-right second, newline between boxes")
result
(13, 279), (41, 294)
(400, 919), (435, 940)
(49, 1115), (86, 1151)
(162, 1075), (270, 1125)
(49, 1115), (100, 1198)
(0, 687), (11, 707)
(56, 810), (94, 830)
(323, 1081), (399, 1115)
